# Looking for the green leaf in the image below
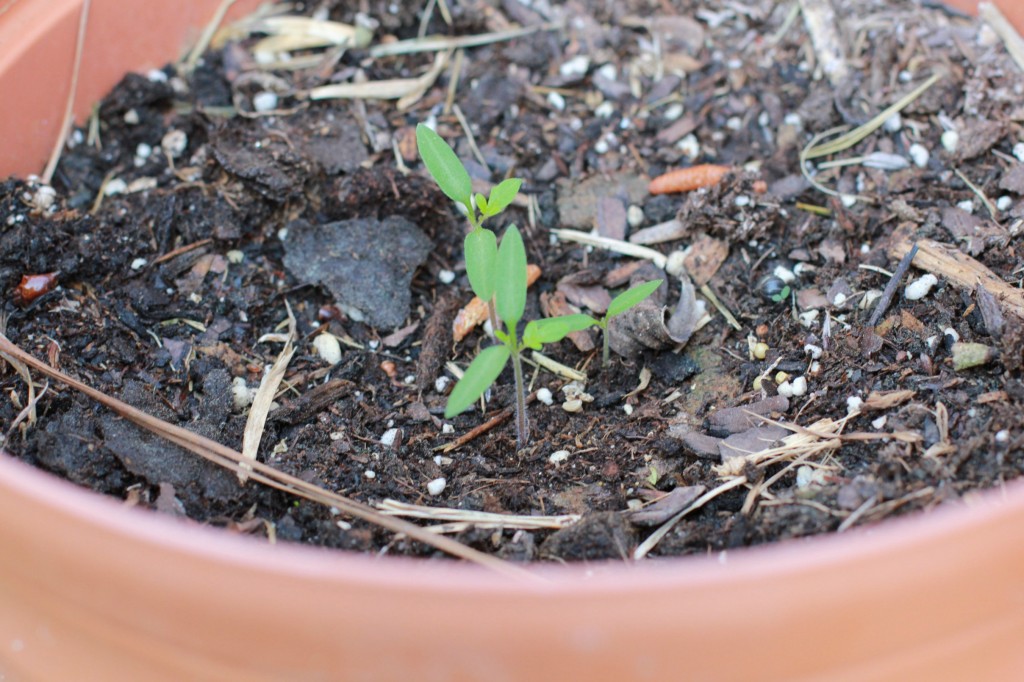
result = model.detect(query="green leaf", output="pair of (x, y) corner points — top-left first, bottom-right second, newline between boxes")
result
(486, 178), (522, 216)
(416, 124), (472, 205)
(523, 314), (596, 350)
(474, 192), (490, 216)
(444, 345), (511, 418)
(606, 279), (663, 319)
(495, 224), (527, 327)
(464, 228), (497, 300)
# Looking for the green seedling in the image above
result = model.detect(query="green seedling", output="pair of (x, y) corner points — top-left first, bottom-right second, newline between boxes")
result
(416, 123), (521, 332)
(443, 224), (596, 450)
(588, 279), (663, 367)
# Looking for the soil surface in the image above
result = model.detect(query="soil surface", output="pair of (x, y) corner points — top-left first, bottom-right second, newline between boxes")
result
(3, 0), (1024, 563)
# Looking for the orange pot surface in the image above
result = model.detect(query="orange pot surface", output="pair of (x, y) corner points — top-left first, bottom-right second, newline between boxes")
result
(2, 1), (1024, 681)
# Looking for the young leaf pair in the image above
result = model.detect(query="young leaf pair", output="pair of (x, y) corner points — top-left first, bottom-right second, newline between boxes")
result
(416, 124), (520, 314)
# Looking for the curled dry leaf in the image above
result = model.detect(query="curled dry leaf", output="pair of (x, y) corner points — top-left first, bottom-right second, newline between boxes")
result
(607, 264), (706, 358)
(453, 264), (541, 342)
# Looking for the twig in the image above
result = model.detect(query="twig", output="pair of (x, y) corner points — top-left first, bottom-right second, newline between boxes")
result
(867, 242), (917, 326)
(552, 229), (668, 268)
(368, 23), (556, 58)
(0, 333), (528, 577)
(42, 0), (90, 184)
(529, 351), (586, 382)
(953, 168), (998, 220)
(436, 407), (514, 453)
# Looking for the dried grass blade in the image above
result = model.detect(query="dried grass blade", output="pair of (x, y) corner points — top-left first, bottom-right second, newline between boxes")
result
(368, 23), (554, 58)
(377, 499), (579, 529)
(241, 304), (296, 483)
(634, 477), (748, 560)
(804, 72), (941, 159)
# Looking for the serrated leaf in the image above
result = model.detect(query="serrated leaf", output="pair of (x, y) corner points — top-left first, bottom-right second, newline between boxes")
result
(444, 345), (510, 418)
(486, 177), (522, 216)
(606, 279), (663, 319)
(523, 314), (596, 349)
(474, 192), (490, 216)
(464, 228), (497, 300)
(416, 124), (472, 206)
(495, 224), (527, 327)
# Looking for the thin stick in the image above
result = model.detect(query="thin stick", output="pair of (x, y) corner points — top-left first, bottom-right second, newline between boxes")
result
(867, 242), (916, 327)
(979, 2), (1024, 73)
(0, 333), (528, 577)
(42, 0), (90, 184)
(378, 499), (579, 529)
(699, 283), (741, 331)
(368, 23), (555, 58)
(436, 407), (513, 453)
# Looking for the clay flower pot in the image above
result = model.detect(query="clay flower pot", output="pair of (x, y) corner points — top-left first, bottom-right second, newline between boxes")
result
(3, 1), (1024, 680)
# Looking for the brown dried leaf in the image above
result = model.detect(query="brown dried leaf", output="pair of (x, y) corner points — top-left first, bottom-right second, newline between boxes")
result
(540, 291), (596, 352)
(628, 485), (706, 526)
(453, 264), (542, 342)
(682, 235), (728, 286)
(862, 389), (915, 410)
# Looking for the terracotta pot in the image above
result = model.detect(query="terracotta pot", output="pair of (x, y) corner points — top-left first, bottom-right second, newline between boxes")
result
(3, 2), (1024, 680)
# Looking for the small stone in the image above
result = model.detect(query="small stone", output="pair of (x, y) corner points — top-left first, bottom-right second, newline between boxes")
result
(790, 376), (807, 396)
(804, 344), (823, 360)
(547, 91), (566, 111)
(871, 415), (887, 429)
(883, 113), (902, 132)
(995, 429), (1009, 443)
(537, 387), (554, 406)
(904, 273), (938, 301)
(909, 143), (930, 168)
(104, 178), (128, 196)
(548, 450), (571, 465)
(956, 199), (975, 214)
(130, 258), (147, 271)
(232, 377), (254, 411)
(123, 109), (140, 125)
(623, 403), (634, 416)
(840, 194), (857, 208)
(226, 250), (245, 264)
(941, 130), (959, 153)
(677, 133), (700, 160)
(626, 205), (645, 228)
(559, 55), (590, 79)
(435, 376), (450, 393)
(426, 477), (447, 496)
(380, 428), (399, 448)
(438, 269), (456, 284)
(442, 423), (454, 434)
(594, 101), (615, 118)
(664, 103), (684, 121)
(252, 91), (279, 112)
(1014, 142), (1024, 163)
(846, 396), (863, 414)
(997, 196), (1013, 211)
(364, 470), (376, 480)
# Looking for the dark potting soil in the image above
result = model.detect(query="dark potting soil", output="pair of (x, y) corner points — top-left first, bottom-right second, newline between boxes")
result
(2, 0), (1024, 564)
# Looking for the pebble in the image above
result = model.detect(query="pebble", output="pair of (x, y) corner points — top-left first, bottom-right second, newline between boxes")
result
(232, 377), (254, 410)
(956, 199), (975, 214)
(549, 450), (571, 465)
(364, 470), (376, 480)
(426, 477), (447, 496)
(663, 103), (684, 121)
(626, 205), (645, 228)
(226, 250), (245, 264)
(997, 196), (1013, 211)
(438, 269), (456, 284)
(804, 344), (823, 360)
(442, 423), (454, 434)
(594, 101), (615, 118)
(846, 396), (863, 414)
(537, 387), (553, 405)
(312, 333), (342, 365)
(104, 178), (128, 196)
(1015, 142), (1024, 163)
(252, 91), (279, 113)
(872, 416), (887, 430)
(559, 55), (590, 79)
(547, 91), (566, 111)
(904, 274), (938, 301)
(773, 265), (796, 283)
(562, 399), (584, 413)
(380, 428), (399, 448)
(909, 143), (930, 168)
(677, 133), (700, 160)
(123, 109), (140, 125)
(941, 130), (959, 153)
(995, 429), (1009, 444)
(130, 258), (147, 271)
(883, 113), (902, 132)
(435, 376), (450, 393)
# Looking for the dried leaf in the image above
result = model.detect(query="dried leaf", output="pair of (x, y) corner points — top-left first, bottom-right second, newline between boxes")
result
(862, 389), (915, 410)
(628, 485), (706, 526)
(453, 264), (541, 342)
